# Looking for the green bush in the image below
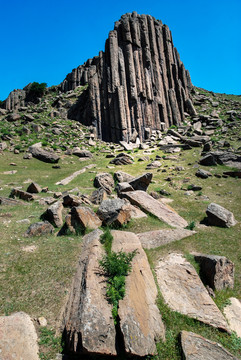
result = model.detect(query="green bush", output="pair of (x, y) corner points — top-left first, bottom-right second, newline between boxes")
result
(26, 82), (47, 103)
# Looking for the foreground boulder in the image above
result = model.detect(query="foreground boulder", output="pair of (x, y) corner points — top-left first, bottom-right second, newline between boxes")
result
(193, 253), (234, 290)
(206, 203), (237, 228)
(155, 253), (229, 331)
(137, 229), (196, 249)
(181, 331), (238, 360)
(25, 221), (54, 237)
(121, 190), (188, 228)
(63, 229), (117, 356)
(29, 144), (60, 163)
(0, 312), (39, 360)
(224, 297), (241, 338)
(41, 201), (63, 228)
(111, 230), (165, 356)
(94, 173), (115, 194)
(97, 199), (131, 226)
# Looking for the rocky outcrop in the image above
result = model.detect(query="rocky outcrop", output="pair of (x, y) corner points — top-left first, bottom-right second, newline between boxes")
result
(61, 12), (194, 143)
(206, 203), (237, 228)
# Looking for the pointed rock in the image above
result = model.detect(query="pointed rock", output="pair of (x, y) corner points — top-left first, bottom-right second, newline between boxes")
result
(206, 203), (237, 228)
(41, 201), (63, 228)
(155, 253), (229, 331)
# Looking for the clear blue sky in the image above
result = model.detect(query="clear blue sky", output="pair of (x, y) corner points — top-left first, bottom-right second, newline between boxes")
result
(0, 0), (241, 100)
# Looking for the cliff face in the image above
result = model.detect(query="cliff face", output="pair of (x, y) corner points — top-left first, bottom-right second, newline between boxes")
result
(61, 12), (194, 142)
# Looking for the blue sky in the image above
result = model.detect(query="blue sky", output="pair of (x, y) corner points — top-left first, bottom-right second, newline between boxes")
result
(0, 0), (240, 100)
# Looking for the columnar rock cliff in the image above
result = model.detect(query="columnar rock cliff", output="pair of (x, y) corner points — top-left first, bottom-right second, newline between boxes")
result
(61, 12), (194, 142)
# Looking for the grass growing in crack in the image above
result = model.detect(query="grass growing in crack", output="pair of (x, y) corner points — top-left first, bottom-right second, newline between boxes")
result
(38, 327), (63, 360)
(99, 229), (136, 323)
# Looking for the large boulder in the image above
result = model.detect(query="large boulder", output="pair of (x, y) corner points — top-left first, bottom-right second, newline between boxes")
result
(155, 253), (229, 331)
(97, 199), (131, 226)
(24, 221), (54, 237)
(89, 188), (108, 205)
(63, 229), (117, 356)
(111, 230), (165, 356)
(40, 201), (63, 228)
(114, 170), (134, 183)
(10, 188), (37, 201)
(224, 297), (241, 338)
(29, 144), (60, 163)
(110, 153), (134, 165)
(206, 203), (237, 228)
(181, 331), (238, 360)
(94, 173), (115, 194)
(128, 172), (152, 191)
(193, 253), (234, 290)
(0, 312), (39, 360)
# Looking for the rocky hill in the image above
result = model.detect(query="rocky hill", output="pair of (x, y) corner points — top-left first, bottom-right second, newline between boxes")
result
(0, 11), (241, 360)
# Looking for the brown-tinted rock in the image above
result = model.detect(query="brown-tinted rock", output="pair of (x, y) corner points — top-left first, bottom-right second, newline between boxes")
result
(63, 229), (116, 355)
(129, 172), (152, 191)
(137, 228), (196, 249)
(155, 253), (229, 331)
(121, 190), (188, 228)
(193, 253), (234, 290)
(111, 230), (165, 356)
(25, 221), (54, 237)
(26, 182), (42, 193)
(224, 297), (241, 338)
(89, 188), (108, 205)
(206, 203), (237, 228)
(41, 201), (63, 228)
(61, 206), (102, 234)
(0, 312), (39, 360)
(181, 331), (238, 360)
(94, 172), (115, 194)
(114, 170), (134, 183)
(62, 194), (83, 207)
(110, 153), (134, 165)
(10, 188), (37, 201)
(97, 199), (131, 226)
(0, 141), (7, 151)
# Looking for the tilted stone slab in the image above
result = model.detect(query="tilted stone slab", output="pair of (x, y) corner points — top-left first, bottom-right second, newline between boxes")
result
(56, 164), (96, 185)
(111, 230), (165, 356)
(120, 190), (188, 228)
(0, 312), (39, 360)
(63, 229), (117, 356)
(155, 253), (229, 331)
(181, 331), (238, 360)
(137, 229), (196, 249)
(224, 297), (241, 338)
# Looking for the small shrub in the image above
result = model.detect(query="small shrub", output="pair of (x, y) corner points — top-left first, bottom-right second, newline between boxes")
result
(26, 82), (47, 103)
(185, 221), (196, 230)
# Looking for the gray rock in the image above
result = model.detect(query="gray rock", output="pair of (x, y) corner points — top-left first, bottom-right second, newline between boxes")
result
(0, 142), (7, 151)
(94, 173), (115, 194)
(138, 229), (196, 249)
(41, 201), (63, 228)
(29, 145), (60, 163)
(97, 198), (131, 226)
(72, 148), (93, 158)
(110, 153), (134, 165)
(89, 188), (108, 205)
(224, 298), (241, 338)
(129, 172), (152, 191)
(196, 168), (212, 179)
(115, 182), (134, 194)
(114, 170), (134, 183)
(25, 221), (54, 237)
(206, 203), (237, 228)
(181, 331), (238, 360)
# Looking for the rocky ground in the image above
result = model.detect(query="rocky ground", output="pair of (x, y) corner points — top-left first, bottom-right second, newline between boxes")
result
(0, 86), (241, 359)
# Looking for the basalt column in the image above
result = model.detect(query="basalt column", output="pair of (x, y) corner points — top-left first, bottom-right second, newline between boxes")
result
(62, 12), (195, 143)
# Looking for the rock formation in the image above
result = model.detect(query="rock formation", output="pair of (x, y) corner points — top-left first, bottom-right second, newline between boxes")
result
(61, 12), (194, 143)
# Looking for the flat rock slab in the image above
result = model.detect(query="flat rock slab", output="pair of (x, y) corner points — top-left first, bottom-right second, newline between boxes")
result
(63, 229), (117, 356)
(121, 190), (188, 228)
(111, 230), (165, 356)
(137, 229), (196, 249)
(155, 253), (229, 331)
(181, 331), (238, 360)
(224, 297), (241, 338)
(0, 312), (39, 360)
(56, 164), (95, 185)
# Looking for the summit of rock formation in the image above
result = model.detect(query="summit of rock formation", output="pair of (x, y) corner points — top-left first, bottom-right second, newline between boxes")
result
(61, 12), (194, 143)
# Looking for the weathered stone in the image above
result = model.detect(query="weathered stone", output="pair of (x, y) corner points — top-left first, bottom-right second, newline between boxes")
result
(120, 190), (188, 228)
(29, 144), (60, 163)
(26, 182), (42, 193)
(97, 198), (131, 226)
(181, 331), (238, 360)
(114, 170), (134, 183)
(6, 112), (21, 121)
(137, 229), (196, 249)
(124, 203), (147, 219)
(0, 312), (39, 360)
(0, 141), (7, 151)
(55, 164), (96, 185)
(61, 206), (102, 234)
(195, 168), (212, 179)
(89, 188), (108, 205)
(110, 153), (134, 165)
(155, 253), (229, 331)
(111, 230), (165, 356)
(62, 194), (82, 207)
(146, 160), (162, 169)
(25, 221), (54, 237)
(129, 172), (152, 191)
(206, 203), (237, 228)
(10, 188), (37, 201)
(94, 173), (115, 194)
(199, 153), (217, 166)
(0, 197), (25, 206)
(224, 297), (241, 338)
(72, 148), (93, 158)
(193, 253), (234, 290)
(63, 229), (117, 355)
(41, 201), (63, 228)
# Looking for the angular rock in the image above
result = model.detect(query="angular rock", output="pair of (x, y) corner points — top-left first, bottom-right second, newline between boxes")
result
(62, 194), (83, 207)
(137, 229), (196, 249)
(110, 153), (134, 165)
(0, 312), (39, 360)
(89, 188), (108, 205)
(116, 182), (134, 195)
(224, 298), (241, 338)
(72, 148), (93, 158)
(60, 206), (102, 234)
(41, 201), (63, 228)
(97, 198), (131, 226)
(63, 229), (117, 356)
(0, 141), (7, 151)
(94, 173), (115, 194)
(146, 160), (162, 169)
(29, 145), (60, 163)
(55, 164), (96, 185)
(25, 221), (54, 237)
(10, 188), (37, 201)
(199, 153), (217, 166)
(181, 331), (238, 360)
(195, 168), (212, 179)
(26, 182), (42, 193)
(129, 172), (152, 191)
(111, 230), (165, 356)
(206, 203), (237, 228)
(120, 190), (188, 228)
(114, 170), (134, 183)
(155, 253), (229, 331)
(193, 253), (234, 290)
(124, 203), (147, 219)
(0, 197), (25, 206)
